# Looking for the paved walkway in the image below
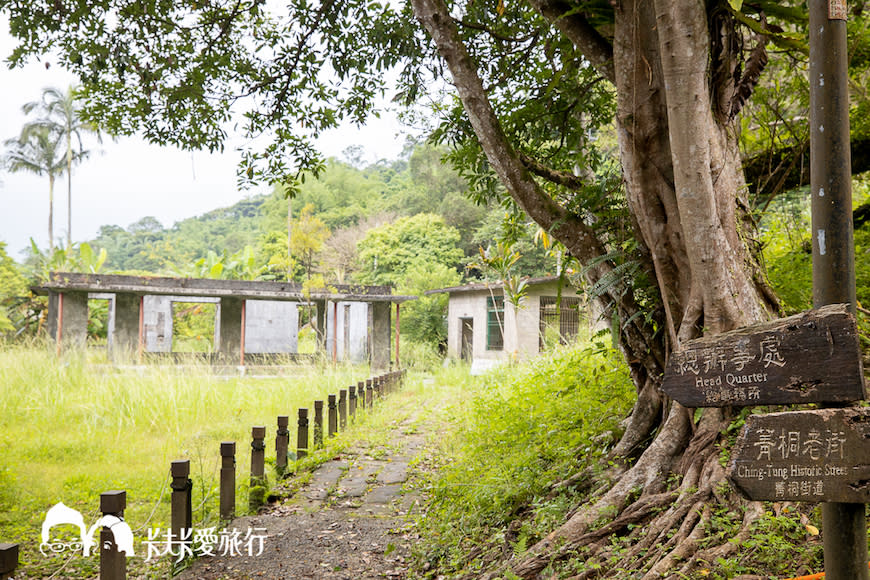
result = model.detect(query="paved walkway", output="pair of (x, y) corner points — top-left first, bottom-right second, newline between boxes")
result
(177, 418), (428, 580)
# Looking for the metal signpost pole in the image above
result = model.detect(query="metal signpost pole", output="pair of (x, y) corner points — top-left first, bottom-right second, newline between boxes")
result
(808, 0), (868, 576)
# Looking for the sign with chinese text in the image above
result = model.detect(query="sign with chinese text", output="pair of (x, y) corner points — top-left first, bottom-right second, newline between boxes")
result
(662, 304), (864, 407)
(727, 408), (870, 503)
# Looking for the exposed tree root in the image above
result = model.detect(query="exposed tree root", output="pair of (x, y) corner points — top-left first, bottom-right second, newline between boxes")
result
(493, 404), (766, 579)
(500, 404), (693, 579)
(677, 500), (764, 576)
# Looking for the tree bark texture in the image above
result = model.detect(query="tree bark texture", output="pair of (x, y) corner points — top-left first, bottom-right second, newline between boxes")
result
(412, 0), (778, 576)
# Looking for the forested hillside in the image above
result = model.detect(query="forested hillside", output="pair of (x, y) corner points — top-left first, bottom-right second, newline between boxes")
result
(85, 144), (557, 285)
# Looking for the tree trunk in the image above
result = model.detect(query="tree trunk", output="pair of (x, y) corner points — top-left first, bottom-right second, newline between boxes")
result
(412, 0), (779, 576)
(507, 1), (778, 576)
(48, 173), (55, 252)
(67, 129), (73, 249)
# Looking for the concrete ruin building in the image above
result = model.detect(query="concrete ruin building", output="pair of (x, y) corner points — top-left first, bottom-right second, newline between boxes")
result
(426, 276), (601, 373)
(37, 272), (414, 370)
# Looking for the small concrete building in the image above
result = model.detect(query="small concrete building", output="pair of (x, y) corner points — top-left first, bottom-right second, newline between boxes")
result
(427, 276), (588, 372)
(39, 272), (414, 370)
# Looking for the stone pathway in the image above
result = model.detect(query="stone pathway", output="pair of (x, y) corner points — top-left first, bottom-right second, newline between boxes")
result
(177, 420), (428, 580)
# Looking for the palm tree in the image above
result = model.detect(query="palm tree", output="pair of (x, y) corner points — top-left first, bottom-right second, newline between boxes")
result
(22, 86), (96, 248)
(3, 125), (67, 251)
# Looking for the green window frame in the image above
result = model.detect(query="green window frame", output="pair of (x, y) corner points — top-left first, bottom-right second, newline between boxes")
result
(486, 295), (504, 351)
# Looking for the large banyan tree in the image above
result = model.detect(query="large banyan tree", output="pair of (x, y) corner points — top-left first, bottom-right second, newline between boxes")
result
(3, 0), (868, 575)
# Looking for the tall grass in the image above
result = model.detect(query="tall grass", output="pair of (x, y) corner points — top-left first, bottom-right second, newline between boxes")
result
(414, 343), (635, 576)
(0, 344), (368, 577)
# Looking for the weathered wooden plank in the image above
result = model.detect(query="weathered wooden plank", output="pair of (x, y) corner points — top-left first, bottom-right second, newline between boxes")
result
(662, 304), (865, 407)
(727, 408), (870, 503)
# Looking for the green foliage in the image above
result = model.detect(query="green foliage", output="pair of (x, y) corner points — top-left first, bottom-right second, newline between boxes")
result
(291, 204), (330, 281)
(396, 263), (461, 347)
(696, 504), (823, 578)
(0, 242), (28, 334)
(469, 210), (563, 279)
(415, 344), (634, 576)
(356, 213), (464, 286)
(172, 303), (216, 352)
(85, 154), (477, 282)
(762, 173), (870, 314)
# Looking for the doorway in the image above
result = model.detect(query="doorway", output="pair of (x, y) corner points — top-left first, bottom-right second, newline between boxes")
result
(460, 318), (473, 362)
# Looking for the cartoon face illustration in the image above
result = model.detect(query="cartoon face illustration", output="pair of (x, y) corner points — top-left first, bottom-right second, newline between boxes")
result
(40, 503), (87, 555)
(39, 502), (135, 557)
(84, 515), (135, 557)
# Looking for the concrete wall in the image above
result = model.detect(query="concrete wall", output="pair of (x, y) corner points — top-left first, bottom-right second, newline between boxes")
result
(325, 301), (368, 362)
(446, 289), (507, 364)
(244, 300), (299, 354)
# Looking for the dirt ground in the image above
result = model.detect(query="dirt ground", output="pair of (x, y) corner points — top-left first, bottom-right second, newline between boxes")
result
(175, 418), (429, 580)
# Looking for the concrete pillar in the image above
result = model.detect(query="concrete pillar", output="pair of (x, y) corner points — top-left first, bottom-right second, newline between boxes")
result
(111, 293), (141, 361)
(46, 291), (59, 340)
(218, 297), (244, 360)
(314, 299), (327, 355)
(58, 291), (88, 350)
(370, 301), (391, 372)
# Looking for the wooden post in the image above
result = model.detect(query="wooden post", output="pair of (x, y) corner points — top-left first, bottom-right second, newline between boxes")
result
(373, 376), (381, 400)
(357, 381), (365, 410)
(366, 379), (373, 409)
(0, 543), (19, 580)
(297, 408), (309, 459)
(328, 394), (338, 438)
(276, 415), (290, 476)
(170, 460), (193, 551)
(339, 389), (348, 430)
(809, 0), (868, 575)
(99, 490), (126, 580)
(249, 426), (266, 509)
(314, 401), (324, 448)
(348, 386), (357, 421)
(220, 442), (236, 520)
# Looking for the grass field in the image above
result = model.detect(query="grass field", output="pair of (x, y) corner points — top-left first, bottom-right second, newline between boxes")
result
(0, 343), (377, 577)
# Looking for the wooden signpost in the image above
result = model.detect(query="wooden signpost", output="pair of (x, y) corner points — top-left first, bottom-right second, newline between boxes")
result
(661, 304), (864, 407)
(727, 408), (870, 503)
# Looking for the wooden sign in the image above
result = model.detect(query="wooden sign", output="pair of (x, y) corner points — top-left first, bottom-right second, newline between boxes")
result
(662, 304), (865, 407)
(727, 408), (870, 503)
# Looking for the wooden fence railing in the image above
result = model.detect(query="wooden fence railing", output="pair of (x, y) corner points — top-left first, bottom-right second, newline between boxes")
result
(1, 369), (406, 580)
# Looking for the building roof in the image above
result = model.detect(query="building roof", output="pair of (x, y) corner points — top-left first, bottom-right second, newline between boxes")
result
(424, 275), (568, 296)
(35, 272), (417, 303)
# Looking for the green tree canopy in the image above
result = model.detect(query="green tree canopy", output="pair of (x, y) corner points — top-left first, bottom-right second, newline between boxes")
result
(0, 242), (27, 333)
(356, 213), (463, 286)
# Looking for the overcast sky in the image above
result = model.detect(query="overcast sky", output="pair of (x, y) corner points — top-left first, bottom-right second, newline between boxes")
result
(0, 19), (408, 260)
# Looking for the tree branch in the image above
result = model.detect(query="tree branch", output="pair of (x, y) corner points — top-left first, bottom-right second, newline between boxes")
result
(526, 0), (615, 84)
(411, 0), (667, 384)
(518, 151), (587, 190)
(743, 135), (870, 201)
(411, 0), (601, 262)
